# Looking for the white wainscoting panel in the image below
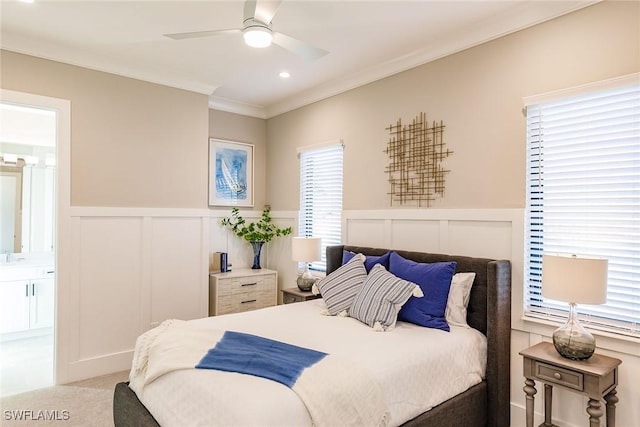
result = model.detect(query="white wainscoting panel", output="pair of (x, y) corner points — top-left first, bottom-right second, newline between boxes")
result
(390, 219), (441, 253)
(149, 217), (208, 327)
(447, 220), (513, 260)
(59, 208), (299, 382)
(344, 209), (521, 262)
(61, 208), (212, 382)
(77, 217), (143, 360)
(344, 219), (390, 249)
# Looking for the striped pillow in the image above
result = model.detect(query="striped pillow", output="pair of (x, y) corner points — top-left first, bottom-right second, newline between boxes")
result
(349, 264), (423, 331)
(313, 254), (367, 316)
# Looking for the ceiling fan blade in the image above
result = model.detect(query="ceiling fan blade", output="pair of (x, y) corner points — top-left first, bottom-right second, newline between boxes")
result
(273, 32), (328, 61)
(164, 28), (241, 40)
(244, 0), (281, 24)
(243, 0), (257, 21)
(254, 0), (282, 24)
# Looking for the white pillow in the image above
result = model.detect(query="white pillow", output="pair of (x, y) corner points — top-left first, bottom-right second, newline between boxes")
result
(445, 272), (476, 328)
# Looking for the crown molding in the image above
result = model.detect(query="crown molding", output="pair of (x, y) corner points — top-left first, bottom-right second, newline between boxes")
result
(1, 33), (218, 96)
(208, 95), (267, 119)
(3, 1), (598, 120)
(262, 1), (598, 119)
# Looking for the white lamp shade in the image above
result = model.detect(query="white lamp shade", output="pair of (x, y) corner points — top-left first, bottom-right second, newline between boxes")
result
(542, 254), (608, 304)
(292, 237), (321, 263)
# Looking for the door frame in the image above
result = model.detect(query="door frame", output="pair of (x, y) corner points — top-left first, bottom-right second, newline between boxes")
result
(0, 89), (71, 384)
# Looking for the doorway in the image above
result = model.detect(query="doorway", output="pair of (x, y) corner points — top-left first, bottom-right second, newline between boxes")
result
(0, 97), (57, 396)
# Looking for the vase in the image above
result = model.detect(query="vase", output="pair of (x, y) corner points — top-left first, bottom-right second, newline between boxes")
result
(552, 302), (596, 360)
(250, 241), (264, 269)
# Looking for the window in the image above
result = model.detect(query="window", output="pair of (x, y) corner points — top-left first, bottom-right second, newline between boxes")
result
(298, 141), (344, 271)
(524, 75), (640, 338)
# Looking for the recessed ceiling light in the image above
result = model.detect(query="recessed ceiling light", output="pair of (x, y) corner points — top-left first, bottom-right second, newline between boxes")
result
(279, 71), (290, 79)
(19, 0), (35, 3)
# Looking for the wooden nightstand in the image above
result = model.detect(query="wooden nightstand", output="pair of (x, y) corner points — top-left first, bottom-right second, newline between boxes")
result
(209, 268), (277, 315)
(520, 341), (621, 427)
(282, 287), (321, 304)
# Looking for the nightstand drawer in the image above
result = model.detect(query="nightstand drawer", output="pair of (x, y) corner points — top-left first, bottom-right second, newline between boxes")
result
(535, 361), (583, 391)
(283, 293), (301, 304)
(217, 290), (274, 315)
(217, 275), (275, 296)
(281, 287), (322, 304)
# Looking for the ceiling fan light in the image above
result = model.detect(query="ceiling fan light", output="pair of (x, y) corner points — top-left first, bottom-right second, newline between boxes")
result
(243, 27), (272, 48)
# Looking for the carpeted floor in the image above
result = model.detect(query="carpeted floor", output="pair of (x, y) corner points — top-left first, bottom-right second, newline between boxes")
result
(0, 370), (129, 426)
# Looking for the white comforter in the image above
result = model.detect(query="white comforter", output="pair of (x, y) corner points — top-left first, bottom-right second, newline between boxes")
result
(130, 299), (486, 427)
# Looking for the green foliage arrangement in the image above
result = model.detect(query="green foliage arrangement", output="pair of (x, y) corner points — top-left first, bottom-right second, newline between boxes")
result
(220, 206), (292, 243)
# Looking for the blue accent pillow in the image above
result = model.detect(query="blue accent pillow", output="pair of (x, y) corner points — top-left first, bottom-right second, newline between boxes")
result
(390, 251), (457, 331)
(342, 250), (391, 272)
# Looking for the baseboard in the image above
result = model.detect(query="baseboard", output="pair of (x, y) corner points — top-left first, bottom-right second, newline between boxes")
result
(59, 350), (133, 384)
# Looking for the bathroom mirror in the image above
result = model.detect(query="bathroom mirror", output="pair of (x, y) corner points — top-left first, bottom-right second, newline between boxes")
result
(0, 155), (55, 255)
(0, 102), (56, 256)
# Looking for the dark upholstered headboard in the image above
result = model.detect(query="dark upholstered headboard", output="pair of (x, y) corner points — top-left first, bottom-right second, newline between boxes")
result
(326, 245), (512, 427)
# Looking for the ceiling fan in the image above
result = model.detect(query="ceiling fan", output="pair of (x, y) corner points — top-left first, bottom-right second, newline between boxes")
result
(163, 0), (328, 61)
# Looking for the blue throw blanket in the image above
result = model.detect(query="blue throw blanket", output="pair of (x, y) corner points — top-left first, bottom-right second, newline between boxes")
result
(196, 331), (327, 388)
(134, 320), (389, 426)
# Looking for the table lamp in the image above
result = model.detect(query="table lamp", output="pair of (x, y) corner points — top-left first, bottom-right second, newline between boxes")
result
(292, 237), (321, 291)
(542, 253), (608, 360)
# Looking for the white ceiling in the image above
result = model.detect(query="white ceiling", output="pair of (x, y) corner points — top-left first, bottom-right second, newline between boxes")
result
(0, 0), (595, 118)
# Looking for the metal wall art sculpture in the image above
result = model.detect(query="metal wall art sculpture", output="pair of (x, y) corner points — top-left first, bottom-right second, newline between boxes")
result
(384, 112), (451, 207)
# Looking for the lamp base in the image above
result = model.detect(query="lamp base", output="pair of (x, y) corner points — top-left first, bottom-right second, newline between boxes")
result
(296, 270), (316, 292)
(297, 276), (316, 291)
(552, 302), (596, 360)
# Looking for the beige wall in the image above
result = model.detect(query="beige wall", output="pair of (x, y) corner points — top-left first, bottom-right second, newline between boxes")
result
(3, 2), (636, 211)
(208, 109), (268, 210)
(0, 50), (209, 208)
(266, 0), (640, 211)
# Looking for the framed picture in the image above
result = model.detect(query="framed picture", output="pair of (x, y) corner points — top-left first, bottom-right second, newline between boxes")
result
(208, 138), (254, 207)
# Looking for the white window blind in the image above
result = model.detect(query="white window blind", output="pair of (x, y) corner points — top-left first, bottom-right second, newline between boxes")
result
(299, 141), (344, 271)
(525, 78), (640, 338)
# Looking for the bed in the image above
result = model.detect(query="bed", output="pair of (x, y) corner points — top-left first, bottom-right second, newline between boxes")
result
(113, 245), (511, 427)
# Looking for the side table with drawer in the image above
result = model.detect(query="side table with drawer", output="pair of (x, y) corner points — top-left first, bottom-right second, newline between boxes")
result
(281, 287), (321, 304)
(209, 268), (277, 316)
(520, 341), (621, 427)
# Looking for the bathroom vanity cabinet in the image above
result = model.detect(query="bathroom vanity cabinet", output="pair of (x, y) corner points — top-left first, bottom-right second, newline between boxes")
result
(0, 265), (54, 335)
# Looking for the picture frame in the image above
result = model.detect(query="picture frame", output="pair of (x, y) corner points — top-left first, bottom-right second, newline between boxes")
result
(208, 138), (254, 207)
